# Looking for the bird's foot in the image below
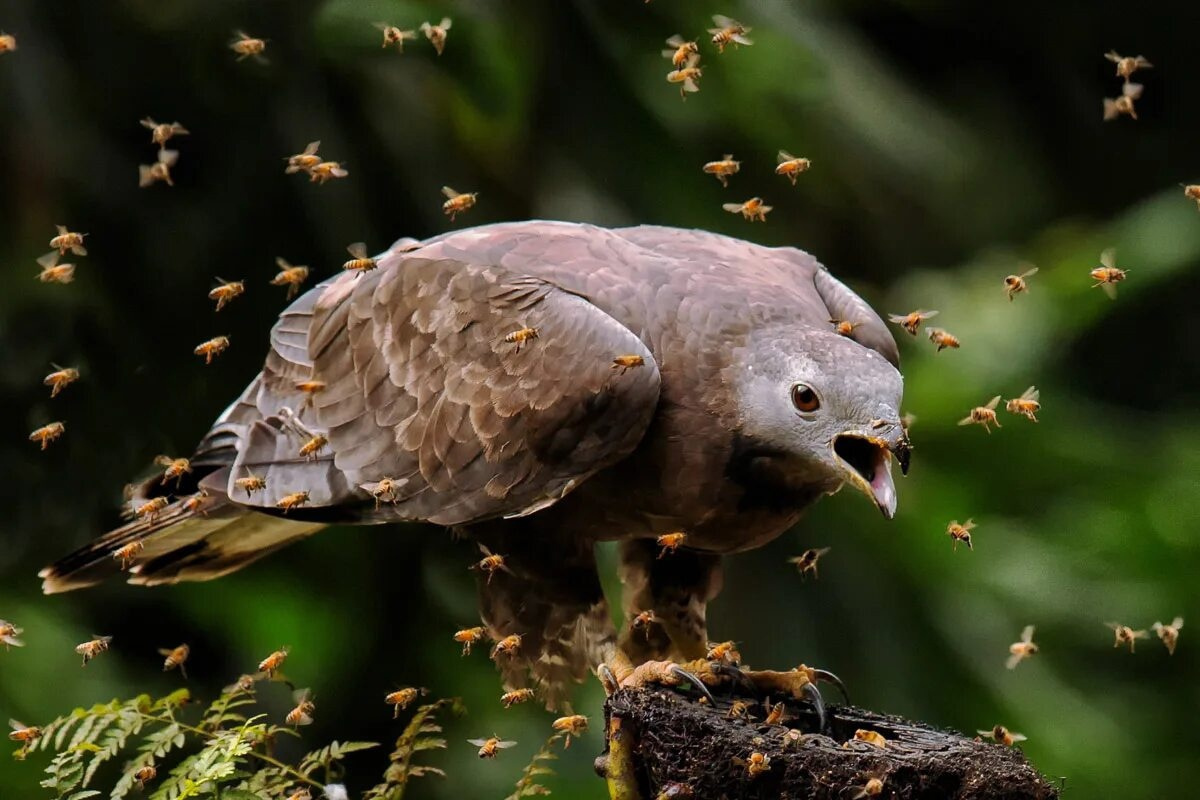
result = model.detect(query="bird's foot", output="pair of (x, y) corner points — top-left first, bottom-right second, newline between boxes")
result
(597, 658), (717, 705)
(706, 662), (848, 733)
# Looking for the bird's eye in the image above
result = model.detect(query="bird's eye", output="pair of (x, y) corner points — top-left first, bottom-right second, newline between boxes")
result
(791, 384), (820, 413)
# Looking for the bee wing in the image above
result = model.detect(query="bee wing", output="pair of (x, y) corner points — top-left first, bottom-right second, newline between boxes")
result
(1123, 82), (1143, 99)
(171, 123), (189, 135)
(275, 257), (292, 270)
(665, 34), (685, 47)
(976, 729), (994, 738)
(36, 251), (60, 268)
(1020, 625), (1035, 643)
(813, 546), (832, 557)
(759, 204), (773, 214)
(1104, 621), (1121, 631)
(1101, 281), (1118, 299)
(683, 77), (699, 93)
(1099, 248), (1116, 269)
(886, 314), (907, 323)
(984, 395), (1001, 410)
(140, 117), (157, 129)
(442, 186), (460, 199)
(1133, 629), (1149, 639)
(440, 18), (452, 29)
(293, 687), (312, 703)
(1009, 732), (1028, 743)
(1173, 617), (1184, 629)
(157, 647), (174, 657)
(957, 415), (975, 426)
(373, 21), (391, 32)
(9, 719), (27, 732)
(496, 740), (518, 749)
(420, 21), (432, 34)
(1137, 56), (1153, 68)
(684, 53), (700, 68)
(1102, 98), (1118, 120)
(712, 14), (739, 27)
(1004, 653), (1022, 670)
(662, 48), (680, 59)
(467, 738), (489, 746)
(919, 310), (939, 319)
(332, 166), (349, 177)
(731, 33), (753, 45)
(1103, 51), (1120, 62)
(1020, 266), (1039, 278)
(1021, 386), (1039, 401)
(777, 150), (794, 163)
(303, 141), (321, 156)
(347, 241), (368, 259)
(722, 203), (744, 213)
(159, 149), (179, 166)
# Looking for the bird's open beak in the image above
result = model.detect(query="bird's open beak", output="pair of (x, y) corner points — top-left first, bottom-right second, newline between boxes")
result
(831, 425), (911, 519)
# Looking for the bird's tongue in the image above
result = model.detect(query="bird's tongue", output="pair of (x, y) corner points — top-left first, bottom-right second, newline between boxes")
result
(869, 457), (897, 519)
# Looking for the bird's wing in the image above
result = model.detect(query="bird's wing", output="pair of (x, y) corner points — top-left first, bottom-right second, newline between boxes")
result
(811, 267), (899, 367)
(223, 255), (661, 526)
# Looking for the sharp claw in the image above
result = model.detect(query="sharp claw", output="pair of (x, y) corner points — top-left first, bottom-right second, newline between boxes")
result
(802, 681), (826, 733)
(668, 664), (716, 705)
(811, 668), (850, 704)
(597, 663), (618, 696)
(708, 660), (755, 693)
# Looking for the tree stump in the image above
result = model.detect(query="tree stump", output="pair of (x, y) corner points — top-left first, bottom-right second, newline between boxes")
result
(597, 687), (1060, 799)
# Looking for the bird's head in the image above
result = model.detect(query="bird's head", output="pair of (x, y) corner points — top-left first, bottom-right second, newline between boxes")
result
(733, 326), (909, 518)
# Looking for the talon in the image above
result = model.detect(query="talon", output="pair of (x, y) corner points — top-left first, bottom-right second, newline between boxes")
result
(668, 663), (716, 705)
(597, 663), (619, 696)
(802, 681), (827, 733)
(811, 667), (850, 704)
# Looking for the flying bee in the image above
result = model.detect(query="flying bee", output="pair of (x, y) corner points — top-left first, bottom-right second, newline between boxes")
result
(471, 545), (511, 584)
(946, 519), (975, 551)
(702, 154), (740, 187)
(978, 725), (1027, 747)
(284, 141), (321, 175)
(0, 620), (25, 649)
(848, 776), (886, 799)
(286, 690), (315, 726)
(706, 640), (741, 665)
(133, 765), (157, 789)
(420, 18), (452, 55)
(155, 455), (192, 486)
(208, 278), (245, 311)
(234, 473), (267, 498)
(271, 258), (311, 299)
(159, 644), (190, 678)
(258, 647), (289, 677)
(775, 151), (811, 185)
(764, 702), (786, 725)
(113, 540), (145, 570)
(708, 15), (752, 53)
(959, 395), (1002, 433)
(342, 242), (377, 274)
(1104, 51), (1152, 81)
(375, 22), (417, 51)
(469, 736), (517, 759)
(666, 53), (703, 99)
(76, 635), (113, 666)
(309, 161), (349, 184)
(656, 531), (687, 558)
(8, 721), (41, 756)
(277, 491), (311, 512)
(181, 490), (210, 515)
(1152, 617), (1183, 655)
(732, 752), (770, 778)
(385, 687), (427, 717)
(138, 148), (179, 188)
(663, 35), (699, 68)
(0, 32), (16, 53)
(29, 421), (65, 450)
(224, 673), (259, 694)
(631, 610), (657, 634)
(194, 335), (230, 364)
(365, 477), (403, 508)
(552, 715), (589, 748)
(230, 30), (267, 62)
(299, 434), (327, 459)
(453, 626), (487, 655)
(36, 251), (76, 283)
(296, 380), (326, 398)
(1006, 625), (1038, 669)
(611, 354), (645, 374)
(831, 319), (861, 337)
(927, 327), (960, 352)
(1005, 386), (1040, 422)
(1004, 265), (1038, 301)
(135, 497), (170, 521)
(49, 225), (88, 256)
(1102, 81), (1143, 121)
(500, 688), (535, 709)
(284, 790), (311, 800)
(490, 634), (522, 661)
(888, 309), (938, 336)
(1106, 622), (1148, 653)
(1091, 248), (1128, 298)
(441, 186), (478, 221)
(722, 197), (771, 222)
(140, 118), (189, 149)
(852, 730), (887, 749)
(503, 327), (539, 352)
(43, 364), (79, 398)
(787, 546), (831, 579)
(1185, 184), (1200, 210)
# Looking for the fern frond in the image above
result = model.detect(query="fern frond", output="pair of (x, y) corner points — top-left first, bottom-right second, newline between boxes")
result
(364, 698), (463, 800)
(504, 732), (563, 800)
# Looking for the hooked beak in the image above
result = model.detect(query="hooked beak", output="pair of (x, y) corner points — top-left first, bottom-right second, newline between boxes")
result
(831, 424), (911, 519)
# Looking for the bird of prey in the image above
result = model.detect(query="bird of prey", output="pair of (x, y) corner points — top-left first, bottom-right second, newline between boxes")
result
(41, 221), (909, 710)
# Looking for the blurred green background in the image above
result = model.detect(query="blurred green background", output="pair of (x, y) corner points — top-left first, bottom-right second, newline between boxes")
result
(2, 0), (1199, 797)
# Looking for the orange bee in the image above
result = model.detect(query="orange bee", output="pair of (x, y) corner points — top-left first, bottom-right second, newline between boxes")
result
(552, 715), (589, 748)
(133, 765), (157, 788)
(36, 252), (76, 283)
(375, 23), (417, 51)
(29, 421), (65, 450)
(1103, 81), (1143, 121)
(1006, 625), (1038, 669)
(284, 141), (322, 175)
(140, 118), (189, 149)
(663, 35), (699, 68)
(194, 335), (230, 364)
(224, 673), (260, 694)
(927, 327), (960, 352)
(775, 151), (811, 185)
(501, 688), (536, 708)
(277, 491), (311, 512)
(1106, 622), (1148, 653)
(76, 635), (113, 666)
(49, 225), (88, 256)
(852, 730), (887, 749)
(230, 30), (267, 62)
(135, 497), (169, 521)
(1184, 184), (1200, 210)
(296, 380), (326, 396)
(708, 15), (752, 53)
(441, 186), (478, 221)
(666, 53), (703, 99)
(848, 776), (886, 799)
(0, 620), (25, 649)
(271, 258), (311, 300)
(43, 364), (79, 398)
(1004, 265), (1038, 301)
(1005, 386), (1040, 422)
(454, 626), (487, 656)
(309, 161), (349, 184)
(385, 687), (427, 717)
(159, 643), (190, 678)
(701, 154), (740, 187)
(631, 610), (657, 633)
(420, 18), (452, 55)
(469, 735), (517, 759)
(1152, 617), (1183, 655)
(113, 541), (145, 570)
(946, 519), (975, 551)
(0, 32), (16, 53)
(138, 148), (179, 188)
(342, 242), (377, 274)
(299, 434), (328, 459)
(611, 354), (646, 374)
(258, 646), (290, 677)
(959, 395), (1001, 433)
(706, 640), (741, 665)
(888, 309), (939, 336)
(722, 197), (771, 222)
(732, 751), (770, 778)
(788, 546), (831, 579)
(208, 279), (245, 311)
(472, 545), (510, 584)
(490, 634), (522, 661)
(365, 477), (403, 508)
(1104, 51), (1152, 81)
(234, 473), (267, 498)
(978, 725), (1027, 747)
(286, 690), (316, 726)
(831, 319), (861, 337)
(284, 789), (311, 800)
(181, 491), (210, 514)
(764, 702), (787, 726)
(8, 720), (41, 755)
(503, 327), (539, 352)
(155, 455), (193, 487)
(656, 532), (687, 558)
(1091, 248), (1128, 298)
